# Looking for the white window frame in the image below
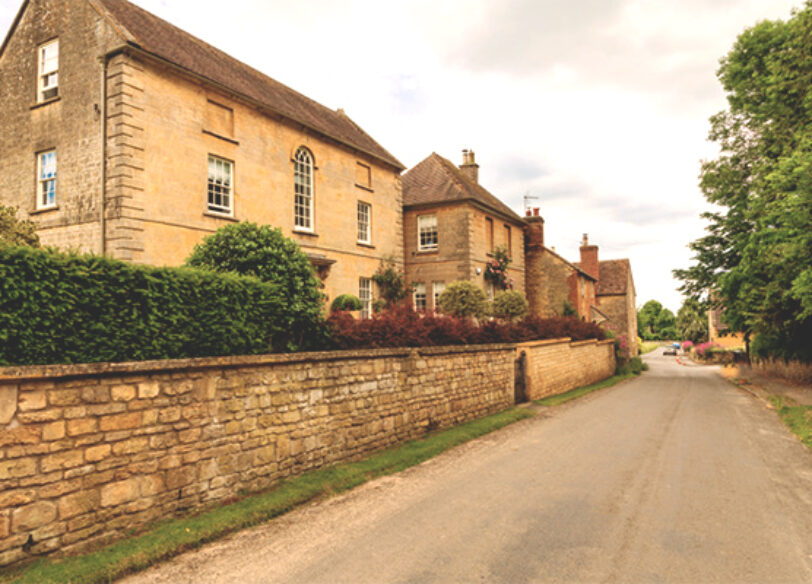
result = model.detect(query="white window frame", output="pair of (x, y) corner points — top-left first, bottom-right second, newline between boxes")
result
(359, 277), (372, 319)
(38, 39), (59, 102)
(207, 155), (233, 215)
(357, 201), (371, 244)
(433, 281), (446, 311)
(294, 147), (314, 231)
(36, 150), (57, 210)
(414, 282), (427, 312)
(417, 214), (438, 251)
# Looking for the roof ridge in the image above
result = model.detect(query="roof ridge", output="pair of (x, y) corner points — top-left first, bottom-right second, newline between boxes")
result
(92, 0), (404, 170)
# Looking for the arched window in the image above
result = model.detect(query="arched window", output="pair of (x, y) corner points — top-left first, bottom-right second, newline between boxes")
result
(294, 147), (314, 230)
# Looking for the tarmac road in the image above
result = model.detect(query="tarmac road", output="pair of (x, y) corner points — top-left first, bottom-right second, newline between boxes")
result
(121, 351), (812, 584)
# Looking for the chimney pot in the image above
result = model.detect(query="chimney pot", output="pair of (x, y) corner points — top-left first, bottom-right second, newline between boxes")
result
(582, 233), (589, 246)
(526, 209), (532, 217)
(459, 148), (479, 183)
(533, 207), (540, 216)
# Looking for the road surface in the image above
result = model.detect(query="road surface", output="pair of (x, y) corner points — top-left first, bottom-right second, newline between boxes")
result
(122, 351), (812, 583)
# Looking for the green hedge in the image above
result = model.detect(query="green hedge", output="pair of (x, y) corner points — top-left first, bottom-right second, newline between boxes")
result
(0, 246), (292, 366)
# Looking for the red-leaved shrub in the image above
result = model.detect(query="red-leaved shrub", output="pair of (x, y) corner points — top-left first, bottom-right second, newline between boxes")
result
(324, 307), (606, 350)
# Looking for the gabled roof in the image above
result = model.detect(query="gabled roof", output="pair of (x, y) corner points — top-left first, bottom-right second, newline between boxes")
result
(402, 153), (523, 223)
(82, 0), (402, 170)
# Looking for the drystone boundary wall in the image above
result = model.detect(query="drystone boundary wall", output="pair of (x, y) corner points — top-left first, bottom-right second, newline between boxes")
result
(518, 338), (616, 401)
(0, 346), (514, 567)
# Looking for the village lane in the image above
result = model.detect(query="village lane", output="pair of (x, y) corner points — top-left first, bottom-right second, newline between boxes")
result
(122, 352), (812, 584)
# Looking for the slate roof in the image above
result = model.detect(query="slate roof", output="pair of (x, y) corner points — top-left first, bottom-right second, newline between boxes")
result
(402, 153), (523, 223)
(89, 0), (403, 170)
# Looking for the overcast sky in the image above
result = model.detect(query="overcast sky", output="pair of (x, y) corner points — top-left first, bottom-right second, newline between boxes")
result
(0, 0), (801, 312)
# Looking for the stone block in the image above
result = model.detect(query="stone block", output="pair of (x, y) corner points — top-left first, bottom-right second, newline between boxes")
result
(158, 407), (181, 423)
(0, 458), (37, 480)
(137, 382), (160, 399)
(100, 478), (140, 507)
(67, 418), (99, 436)
(85, 444), (112, 462)
(11, 501), (57, 533)
(0, 513), (8, 539)
(58, 490), (100, 520)
(111, 385), (136, 401)
(17, 391), (47, 412)
(48, 389), (81, 406)
(0, 385), (18, 425)
(41, 420), (66, 442)
(41, 450), (85, 473)
(0, 426), (40, 447)
(112, 437), (148, 455)
(99, 412), (141, 431)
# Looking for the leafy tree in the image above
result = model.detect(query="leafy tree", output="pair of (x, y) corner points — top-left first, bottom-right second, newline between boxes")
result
(676, 298), (709, 344)
(492, 290), (529, 321)
(674, 3), (812, 361)
(437, 281), (489, 319)
(185, 222), (324, 350)
(0, 204), (40, 248)
(371, 258), (412, 309)
(637, 300), (678, 340)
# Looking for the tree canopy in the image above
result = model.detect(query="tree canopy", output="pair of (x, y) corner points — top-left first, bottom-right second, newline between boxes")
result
(0, 205), (40, 248)
(674, 3), (812, 361)
(637, 300), (677, 340)
(676, 298), (709, 344)
(185, 222), (325, 350)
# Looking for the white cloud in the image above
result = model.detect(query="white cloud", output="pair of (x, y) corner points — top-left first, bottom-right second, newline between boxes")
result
(0, 0), (801, 313)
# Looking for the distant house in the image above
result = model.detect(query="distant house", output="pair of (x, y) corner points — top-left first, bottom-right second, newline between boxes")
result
(577, 238), (638, 355)
(402, 151), (526, 310)
(524, 216), (599, 321)
(708, 307), (746, 348)
(0, 0), (404, 308)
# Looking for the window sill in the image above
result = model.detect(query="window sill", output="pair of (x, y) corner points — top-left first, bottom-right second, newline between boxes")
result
(30, 205), (59, 215)
(357, 241), (375, 249)
(415, 249), (439, 255)
(204, 211), (238, 222)
(293, 228), (319, 237)
(202, 129), (239, 145)
(30, 97), (61, 110)
(355, 183), (374, 193)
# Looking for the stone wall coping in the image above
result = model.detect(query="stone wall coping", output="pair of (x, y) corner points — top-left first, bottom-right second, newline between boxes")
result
(515, 337), (614, 351)
(515, 337), (572, 350)
(0, 344), (517, 383)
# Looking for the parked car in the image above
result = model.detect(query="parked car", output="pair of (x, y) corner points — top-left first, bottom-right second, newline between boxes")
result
(663, 346), (678, 356)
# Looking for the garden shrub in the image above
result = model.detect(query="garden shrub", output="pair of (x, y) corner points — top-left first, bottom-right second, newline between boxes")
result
(330, 294), (363, 312)
(437, 281), (489, 318)
(492, 290), (529, 321)
(185, 222), (324, 350)
(325, 307), (606, 350)
(371, 258), (412, 309)
(0, 245), (293, 366)
(616, 356), (648, 376)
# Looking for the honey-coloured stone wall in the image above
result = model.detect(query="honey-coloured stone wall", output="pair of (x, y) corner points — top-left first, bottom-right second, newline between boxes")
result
(0, 346), (514, 567)
(517, 338), (616, 401)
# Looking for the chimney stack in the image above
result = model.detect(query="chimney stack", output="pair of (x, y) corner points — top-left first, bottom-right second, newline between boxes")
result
(579, 233), (599, 281)
(459, 149), (479, 183)
(524, 214), (545, 250)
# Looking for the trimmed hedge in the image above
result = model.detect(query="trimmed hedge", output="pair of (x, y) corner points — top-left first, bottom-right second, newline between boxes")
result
(0, 246), (294, 366)
(326, 306), (607, 349)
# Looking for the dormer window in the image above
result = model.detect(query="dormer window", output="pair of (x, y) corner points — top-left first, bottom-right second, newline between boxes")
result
(38, 40), (59, 102)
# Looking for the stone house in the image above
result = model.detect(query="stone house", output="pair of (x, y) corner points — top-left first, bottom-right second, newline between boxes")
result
(524, 214), (600, 321)
(401, 151), (526, 310)
(577, 238), (638, 355)
(0, 0), (405, 311)
(708, 307), (746, 348)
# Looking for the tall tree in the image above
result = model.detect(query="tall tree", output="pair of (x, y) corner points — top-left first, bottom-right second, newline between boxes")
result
(674, 3), (812, 361)
(676, 298), (709, 344)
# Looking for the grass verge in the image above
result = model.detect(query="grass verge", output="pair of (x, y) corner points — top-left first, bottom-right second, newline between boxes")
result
(1, 407), (533, 584)
(640, 342), (661, 355)
(534, 373), (636, 407)
(769, 396), (812, 451)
